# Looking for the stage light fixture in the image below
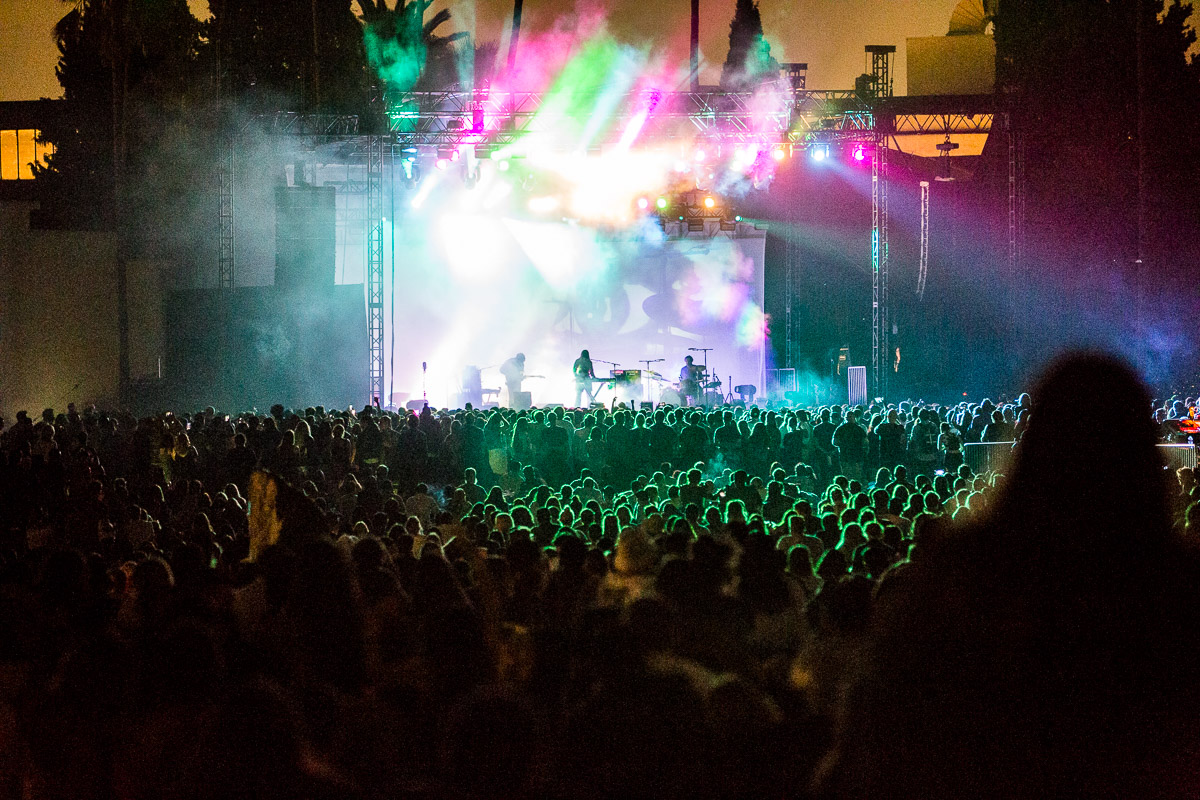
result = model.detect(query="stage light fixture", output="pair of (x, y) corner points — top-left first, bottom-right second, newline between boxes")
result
(735, 215), (742, 222)
(703, 196), (716, 209)
(694, 149), (707, 163)
(656, 197), (669, 210)
(852, 144), (867, 162)
(498, 160), (510, 172)
(435, 158), (450, 170)
(810, 144), (829, 162)
(637, 197), (649, 210)
(771, 146), (786, 161)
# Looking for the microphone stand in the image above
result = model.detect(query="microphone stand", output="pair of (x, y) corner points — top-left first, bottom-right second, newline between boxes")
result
(689, 347), (714, 406)
(640, 359), (664, 406)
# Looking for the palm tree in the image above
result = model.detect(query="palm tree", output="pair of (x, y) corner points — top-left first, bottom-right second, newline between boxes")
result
(357, 0), (469, 92)
(507, 0), (523, 75)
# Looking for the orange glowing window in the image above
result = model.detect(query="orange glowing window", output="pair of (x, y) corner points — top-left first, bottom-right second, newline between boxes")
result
(0, 129), (54, 180)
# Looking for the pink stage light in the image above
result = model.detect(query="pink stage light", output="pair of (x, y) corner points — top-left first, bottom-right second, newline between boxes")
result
(637, 197), (649, 210)
(853, 144), (867, 162)
(435, 158), (450, 170)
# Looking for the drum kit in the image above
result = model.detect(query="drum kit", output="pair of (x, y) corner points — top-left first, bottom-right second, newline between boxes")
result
(471, 350), (726, 408)
(642, 366), (722, 407)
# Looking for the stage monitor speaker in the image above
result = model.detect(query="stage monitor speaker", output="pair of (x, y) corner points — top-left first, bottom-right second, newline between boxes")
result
(512, 391), (532, 410)
(163, 284), (367, 411)
(847, 365), (867, 406)
(275, 185), (336, 288)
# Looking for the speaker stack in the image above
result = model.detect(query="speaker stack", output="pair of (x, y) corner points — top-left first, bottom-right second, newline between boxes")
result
(275, 185), (336, 288)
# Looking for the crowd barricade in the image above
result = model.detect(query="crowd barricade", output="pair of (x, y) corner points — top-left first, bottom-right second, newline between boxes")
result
(964, 441), (1196, 474)
(964, 441), (1015, 474)
(1158, 443), (1198, 470)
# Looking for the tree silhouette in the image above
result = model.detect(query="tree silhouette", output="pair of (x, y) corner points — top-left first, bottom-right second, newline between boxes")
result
(358, 0), (469, 93)
(37, 2), (113, 228)
(720, 0), (780, 91)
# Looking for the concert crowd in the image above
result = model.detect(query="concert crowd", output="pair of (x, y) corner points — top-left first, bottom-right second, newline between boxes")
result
(2, 352), (1200, 798)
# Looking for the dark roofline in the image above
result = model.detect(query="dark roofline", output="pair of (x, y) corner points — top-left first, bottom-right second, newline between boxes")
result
(0, 99), (69, 129)
(876, 94), (996, 116)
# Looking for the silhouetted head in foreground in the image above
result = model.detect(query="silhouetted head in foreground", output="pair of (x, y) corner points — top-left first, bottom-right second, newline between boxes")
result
(821, 352), (1200, 800)
(990, 351), (1171, 553)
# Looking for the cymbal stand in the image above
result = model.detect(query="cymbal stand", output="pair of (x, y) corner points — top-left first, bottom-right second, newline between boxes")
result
(640, 358), (664, 405)
(692, 347), (713, 406)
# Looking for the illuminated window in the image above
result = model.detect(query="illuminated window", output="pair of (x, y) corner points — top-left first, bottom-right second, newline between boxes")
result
(0, 129), (54, 180)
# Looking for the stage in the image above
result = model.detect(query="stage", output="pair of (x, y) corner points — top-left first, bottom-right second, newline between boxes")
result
(383, 218), (767, 409)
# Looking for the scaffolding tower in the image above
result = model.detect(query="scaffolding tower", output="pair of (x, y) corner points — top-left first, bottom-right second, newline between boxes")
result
(917, 180), (930, 300)
(784, 234), (800, 370)
(365, 135), (385, 405)
(217, 137), (234, 290)
(868, 45), (894, 399)
(872, 132), (890, 400)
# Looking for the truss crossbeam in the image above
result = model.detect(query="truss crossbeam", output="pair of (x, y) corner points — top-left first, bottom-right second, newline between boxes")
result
(382, 88), (875, 146)
(886, 113), (993, 136)
(241, 112), (360, 136)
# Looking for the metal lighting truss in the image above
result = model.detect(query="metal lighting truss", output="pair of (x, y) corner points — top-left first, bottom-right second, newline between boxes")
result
(887, 112), (993, 136)
(380, 87), (874, 148)
(917, 181), (930, 301)
(239, 113), (361, 136)
(1007, 113), (1017, 274)
(871, 133), (890, 400)
(784, 234), (800, 371)
(217, 134), (235, 290)
(365, 135), (385, 405)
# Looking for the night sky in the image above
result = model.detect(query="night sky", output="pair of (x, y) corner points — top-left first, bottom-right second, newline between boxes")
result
(0, 0), (961, 101)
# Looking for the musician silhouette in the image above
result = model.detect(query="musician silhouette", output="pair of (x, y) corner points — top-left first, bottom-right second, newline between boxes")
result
(679, 355), (704, 405)
(573, 349), (596, 408)
(500, 353), (526, 407)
